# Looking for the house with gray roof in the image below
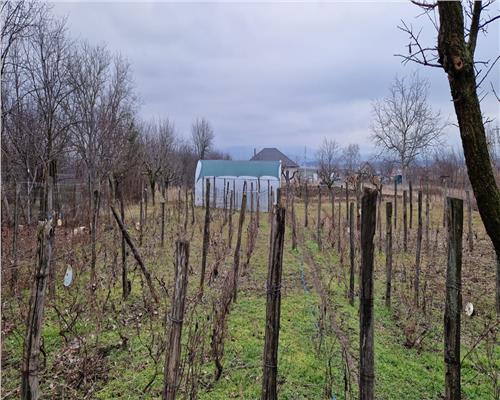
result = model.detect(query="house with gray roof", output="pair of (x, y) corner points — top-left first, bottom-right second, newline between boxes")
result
(250, 148), (299, 182)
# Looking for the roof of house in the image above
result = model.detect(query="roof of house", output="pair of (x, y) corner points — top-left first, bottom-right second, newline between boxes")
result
(250, 148), (299, 168)
(195, 160), (281, 181)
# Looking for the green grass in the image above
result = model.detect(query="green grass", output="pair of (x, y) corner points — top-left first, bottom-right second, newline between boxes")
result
(2, 194), (498, 399)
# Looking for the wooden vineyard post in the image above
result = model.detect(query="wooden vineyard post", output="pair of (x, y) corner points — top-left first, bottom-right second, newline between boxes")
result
(256, 178), (261, 228)
(337, 190), (342, 254)
(394, 179), (397, 229)
(304, 183), (309, 228)
(117, 181), (129, 300)
(110, 205), (159, 304)
(403, 190), (408, 252)
(228, 190), (234, 248)
(213, 176), (216, 209)
(224, 182), (229, 223)
(46, 177), (55, 298)
(425, 182), (430, 256)
(317, 186), (322, 250)
(291, 193), (297, 250)
(385, 202), (393, 308)
(22, 220), (55, 400)
(377, 186), (382, 252)
(11, 183), (20, 294)
(269, 188), (274, 224)
(261, 203), (285, 400)
(200, 179), (211, 294)
(442, 179), (448, 228)
(409, 180), (413, 230)
(183, 187), (188, 233)
(359, 188), (377, 400)
(331, 189), (335, 245)
(444, 197), (463, 400)
(191, 190), (195, 225)
(233, 185), (247, 302)
(466, 190), (473, 252)
(345, 182), (349, 226)
(177, 187), (181, 224)
(140, 195), (144, 246)
(161, 199), (165, 247)
(163, 240), (190, 400)
(250, 182), (254, 216)
(267, 179), (271, 212)
(349, 202), (355, 306)
(414, 191), (423, 307)
(144, 186), (148, 223)
(356, 183), (361, 232)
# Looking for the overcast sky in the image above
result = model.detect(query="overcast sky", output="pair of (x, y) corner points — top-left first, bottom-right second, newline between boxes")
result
(52, 1), (499, 162)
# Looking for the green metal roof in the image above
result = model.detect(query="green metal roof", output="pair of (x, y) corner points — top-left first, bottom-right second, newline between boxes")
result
(197, 160), (280, 181)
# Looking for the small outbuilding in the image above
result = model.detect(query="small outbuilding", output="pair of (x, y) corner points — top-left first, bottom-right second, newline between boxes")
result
(250, 148), (299, 182)
(194, 160), (281, 211)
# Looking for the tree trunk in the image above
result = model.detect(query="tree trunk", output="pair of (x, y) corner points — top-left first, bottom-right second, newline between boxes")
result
(437, 2), (500, 314)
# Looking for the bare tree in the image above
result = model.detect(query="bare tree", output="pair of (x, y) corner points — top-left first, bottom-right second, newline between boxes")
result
(316, 138), (341, 190)
(68, 42), (111, 198)
(191, 118), (214, 160)
(371, 73), (445, 182)
(343, 143), (361, 176)
(1, 0), (47, 75)
(141, 118), (176, 203)
(22, 16), (74, 217)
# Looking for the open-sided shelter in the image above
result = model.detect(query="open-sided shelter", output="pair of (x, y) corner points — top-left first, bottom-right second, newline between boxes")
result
(194, 160), (281, 211)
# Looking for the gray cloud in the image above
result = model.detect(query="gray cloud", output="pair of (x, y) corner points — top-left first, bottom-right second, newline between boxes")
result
(52, 1), (499, 161)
